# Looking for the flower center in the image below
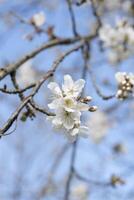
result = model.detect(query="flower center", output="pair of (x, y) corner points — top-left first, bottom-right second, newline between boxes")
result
(64, 98), (74, 107)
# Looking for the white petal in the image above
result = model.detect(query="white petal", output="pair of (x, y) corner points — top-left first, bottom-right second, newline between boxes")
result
(71, 111), (81, 122)
(74, 79), (85, 93)
(48, 82), (58, 90)
(48, 82), (62, 97)
(63, 116), (74, 130)
(64, 107), (75, 112)
(62, 74), (74, 92)
(56, 108), (65, 118)
(48, 99), (61, 110)
(70, 128), (79, 136)
(52, 117), (62, 126)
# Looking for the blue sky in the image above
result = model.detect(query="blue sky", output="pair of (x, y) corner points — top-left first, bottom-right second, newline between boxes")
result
(0, 0), (134, 199)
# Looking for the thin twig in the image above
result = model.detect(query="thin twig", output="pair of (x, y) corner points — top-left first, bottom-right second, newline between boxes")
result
(10, 72), (35, 118)
(0, 42), (84, 136)
(66, 0), (78, 36)
(74, 170), (111, 186)
(0, 96), (31, 136)
(64, 140), (77, 200)
(30, 100), (55, 116)
(89, 69), (115, 100)
(0, 83), (35, 94)
(0, 21), (100, 81)
(90, 0), (102, 28)
(0, 37), (79, 81)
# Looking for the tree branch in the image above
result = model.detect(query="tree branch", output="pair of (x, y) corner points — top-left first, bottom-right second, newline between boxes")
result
(0, 37), (79, 81)
(66, 0), (78, 36)
(0, 42), (85, 136)
(0, 83), (35, 94)
(64, 140), (77, 200)
(88, 69), (115, 100)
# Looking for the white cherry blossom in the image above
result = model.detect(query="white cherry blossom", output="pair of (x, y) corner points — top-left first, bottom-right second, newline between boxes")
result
(99, 20), (134, 63)
(47, 74), (97, 141)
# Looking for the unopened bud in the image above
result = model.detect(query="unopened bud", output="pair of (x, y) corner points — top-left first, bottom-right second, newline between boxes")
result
(111, 175), (125, 187)
(88, 106), (98, 112)
(86, 96), (92, 101)
(80, 96), (92, 103)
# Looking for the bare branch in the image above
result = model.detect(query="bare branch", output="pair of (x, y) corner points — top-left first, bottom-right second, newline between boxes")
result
(0, 42), (84, 136)
(74, 170), (111, 186)
(66, 0), (78, 36)
(0, 37), (80, 81)
(30, 100), (55, 116)
(10, 71), (35, 118)
(0, 83), (35, 94)
(0, 96), (31, 136)
(64, 140), (77, 200)
(90, 0), (102, 28)
(88, 69), (115, 100)
(74, 170), (125, 187)
(30, 41), (85, 97)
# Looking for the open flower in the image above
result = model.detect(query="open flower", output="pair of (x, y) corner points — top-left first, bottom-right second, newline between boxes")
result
(47, 74), (97, 141)
(99, 20), (134, 63)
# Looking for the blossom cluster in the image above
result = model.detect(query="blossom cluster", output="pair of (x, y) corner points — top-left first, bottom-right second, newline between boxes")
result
(92, 0), (121, 13)
(47, 75), (97, 141)
(99, 20), (134, 63)
(115, 72), (134, 100)
(88, 0), (134, 16)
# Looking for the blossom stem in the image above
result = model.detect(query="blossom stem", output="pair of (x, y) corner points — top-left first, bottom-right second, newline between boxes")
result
(64, 140), (78, 200)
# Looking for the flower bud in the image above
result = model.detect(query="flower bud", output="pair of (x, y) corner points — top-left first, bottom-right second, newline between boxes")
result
(89, 106), (98, 112)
